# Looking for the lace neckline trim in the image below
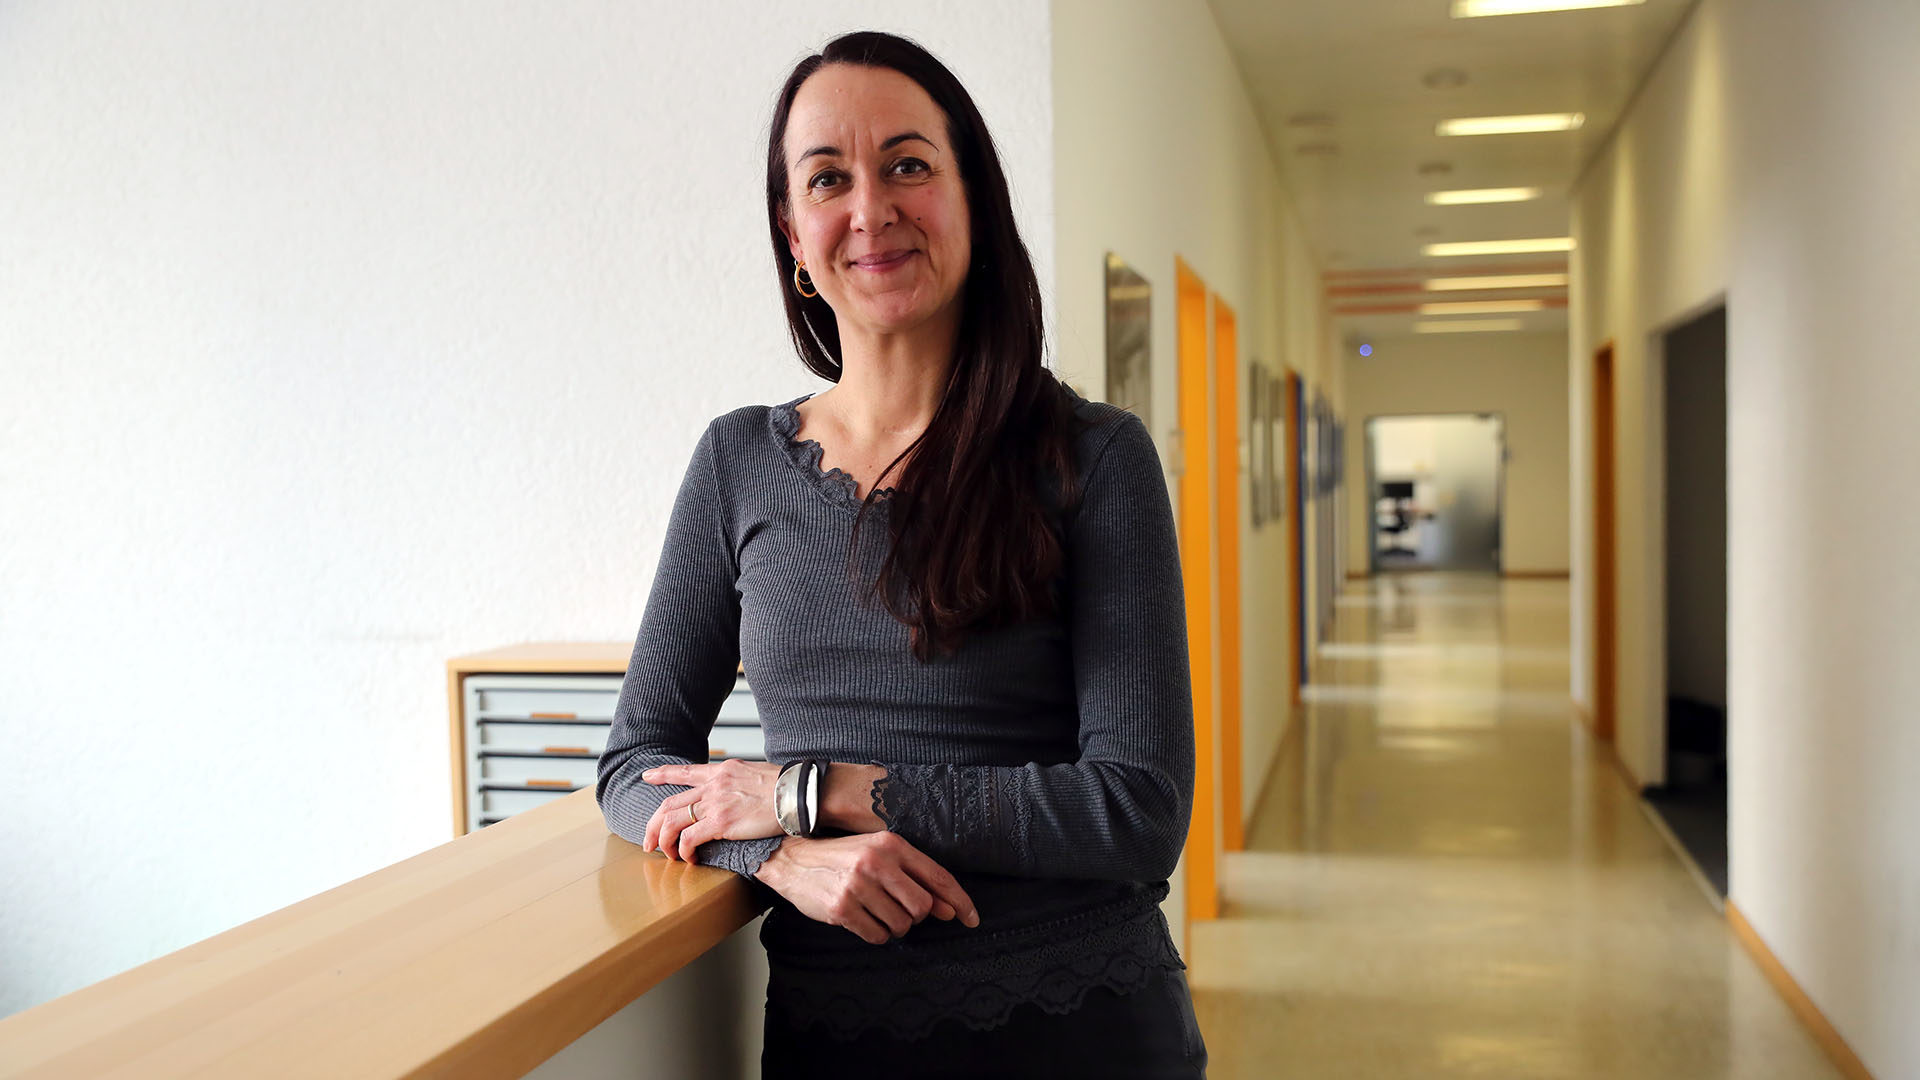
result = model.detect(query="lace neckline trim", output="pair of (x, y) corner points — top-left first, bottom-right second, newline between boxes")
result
(767, 393), (895, 514)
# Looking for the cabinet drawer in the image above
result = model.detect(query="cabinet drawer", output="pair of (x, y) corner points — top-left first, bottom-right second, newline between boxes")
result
(715, 689), (760, 724)
(481, 786), (578, 815)
(478, 719), (612, 755)
(480, 753), (600, 786)
(471, 679), (620, 721)
(706, 724), (766, 762)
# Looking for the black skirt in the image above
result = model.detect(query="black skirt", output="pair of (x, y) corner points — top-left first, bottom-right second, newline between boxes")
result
(761, 965), (1208, 1079)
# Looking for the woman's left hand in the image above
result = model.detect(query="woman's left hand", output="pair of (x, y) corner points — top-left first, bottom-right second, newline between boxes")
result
(640, 760), (785, 862)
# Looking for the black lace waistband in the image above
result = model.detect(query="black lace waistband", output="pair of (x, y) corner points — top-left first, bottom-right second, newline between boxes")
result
(760, 883), (1185, 1042)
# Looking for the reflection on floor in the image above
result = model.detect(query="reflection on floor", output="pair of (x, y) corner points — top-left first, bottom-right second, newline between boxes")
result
(1189, 574), (1838, 1079)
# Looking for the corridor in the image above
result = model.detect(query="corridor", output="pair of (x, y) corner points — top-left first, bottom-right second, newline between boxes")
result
(1189, 575), (1838, 1079)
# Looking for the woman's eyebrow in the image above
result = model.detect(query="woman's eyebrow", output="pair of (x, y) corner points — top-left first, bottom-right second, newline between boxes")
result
(797, 131), (937, 165)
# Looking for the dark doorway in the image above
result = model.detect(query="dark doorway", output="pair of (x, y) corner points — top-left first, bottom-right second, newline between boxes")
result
(1645, 305), (1729, 896)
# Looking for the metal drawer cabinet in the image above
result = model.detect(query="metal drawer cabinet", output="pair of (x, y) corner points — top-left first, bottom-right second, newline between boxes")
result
(457, 671), (762, 833)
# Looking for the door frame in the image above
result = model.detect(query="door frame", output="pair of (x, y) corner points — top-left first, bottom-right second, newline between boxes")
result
(1174, 258), (1219, 927)
(1592, 341), (1618, 746)
(1214, 299), (1245, 854)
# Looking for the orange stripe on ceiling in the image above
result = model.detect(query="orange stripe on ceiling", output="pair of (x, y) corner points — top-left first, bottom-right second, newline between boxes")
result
(1320, 260), (1568, 282)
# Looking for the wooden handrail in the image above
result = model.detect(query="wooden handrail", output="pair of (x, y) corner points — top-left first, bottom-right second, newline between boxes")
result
(0, 789), (758, 1079)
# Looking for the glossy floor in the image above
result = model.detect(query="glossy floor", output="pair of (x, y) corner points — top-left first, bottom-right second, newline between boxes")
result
(1188, 574), (1838, 1079)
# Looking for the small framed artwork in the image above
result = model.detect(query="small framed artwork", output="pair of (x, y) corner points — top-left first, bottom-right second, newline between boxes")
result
(1103, 253), (1152, 431)
(1267, 375), (1286, 518)
(1249, 363), (1268, 527)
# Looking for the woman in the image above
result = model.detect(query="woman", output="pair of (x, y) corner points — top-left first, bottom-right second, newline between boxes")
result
(596, 30), (1206, 1079)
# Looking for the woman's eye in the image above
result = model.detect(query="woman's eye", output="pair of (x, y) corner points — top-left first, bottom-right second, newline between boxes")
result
(892, 158), (928, 176)
(808, 171), (842, 191)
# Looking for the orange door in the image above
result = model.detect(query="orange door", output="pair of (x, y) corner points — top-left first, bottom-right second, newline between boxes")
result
(1175, 259), (1218, 924)
(1213, 300), (1244, 853)
(1593, 343), (1617, 744)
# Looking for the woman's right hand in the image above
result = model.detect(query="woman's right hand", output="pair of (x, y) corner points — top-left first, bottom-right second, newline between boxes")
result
(754, 832), (979, 945)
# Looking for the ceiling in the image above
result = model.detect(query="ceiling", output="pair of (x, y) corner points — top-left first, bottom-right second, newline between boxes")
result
(1206, 0), (1696, 340)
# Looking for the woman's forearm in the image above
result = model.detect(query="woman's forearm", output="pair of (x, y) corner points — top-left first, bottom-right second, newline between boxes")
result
(819, 762), (887, 833)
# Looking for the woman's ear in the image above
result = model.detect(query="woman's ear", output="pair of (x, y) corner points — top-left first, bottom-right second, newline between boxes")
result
(777, 210), (805, 265)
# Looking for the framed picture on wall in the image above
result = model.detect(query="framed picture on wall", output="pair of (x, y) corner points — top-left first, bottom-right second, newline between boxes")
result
(1103, 253), (1152, 431)
(1267, 375), (1286, 517)
(1249, 363), (1268, 527)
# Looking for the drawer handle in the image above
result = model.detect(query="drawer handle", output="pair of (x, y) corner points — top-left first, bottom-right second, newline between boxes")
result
(543, 745), (591, 755)
(529, 711), (577, 720)
(525, 779), (574, 789)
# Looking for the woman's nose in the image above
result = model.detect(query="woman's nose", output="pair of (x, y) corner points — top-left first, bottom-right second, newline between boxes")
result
(848, 176), (897, 235)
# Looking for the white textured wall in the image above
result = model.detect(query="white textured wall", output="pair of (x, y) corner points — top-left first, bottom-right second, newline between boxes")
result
(1571, 1), (1920, 1074)
(1341, 333), (1571, 575)
(1051, 0), (1338, 922)
(0, 0), (1052, 1016)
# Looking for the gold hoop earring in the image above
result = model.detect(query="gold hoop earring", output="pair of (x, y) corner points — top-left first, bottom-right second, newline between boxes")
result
(793, 260), (818, 298)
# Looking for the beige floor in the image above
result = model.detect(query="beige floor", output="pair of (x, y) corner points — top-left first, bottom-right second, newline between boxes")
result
(1189, 573), (1840, 1080)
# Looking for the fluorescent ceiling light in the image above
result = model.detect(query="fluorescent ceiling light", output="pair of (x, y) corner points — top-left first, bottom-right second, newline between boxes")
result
(1426, 187), (1542, 205)
(1437, 113), (1585, 136)
(1414, 319), (1525, 334)
(1424, 237), (1575, 256)
(1418, 299), (1548, 315)
(1453, 0), (1646, 17)
(1425, 273), (1569, 291)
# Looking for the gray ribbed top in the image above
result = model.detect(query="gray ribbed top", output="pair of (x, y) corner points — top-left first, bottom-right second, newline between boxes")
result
(596, 384), (1195, 1040)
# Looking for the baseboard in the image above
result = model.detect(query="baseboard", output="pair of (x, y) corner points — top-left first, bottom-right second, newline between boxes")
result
(1575, 702), (1642, 791)
(1242, 703), (1305, 846)
(1501, 569), (1571, 579)
(1581, 696), (1876, 1079)
(1726, 902), (1877, 1080)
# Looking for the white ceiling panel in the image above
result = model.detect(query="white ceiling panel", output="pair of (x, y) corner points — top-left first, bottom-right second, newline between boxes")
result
(1207, 0), (1694, 337)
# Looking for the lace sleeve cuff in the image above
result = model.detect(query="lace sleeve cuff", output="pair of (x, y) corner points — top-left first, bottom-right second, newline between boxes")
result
(866, 760), (1033, 875)
(697, 833), (788, 881)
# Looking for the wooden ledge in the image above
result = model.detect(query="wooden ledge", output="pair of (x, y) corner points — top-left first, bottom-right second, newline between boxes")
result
(0, 789), (759, 1079)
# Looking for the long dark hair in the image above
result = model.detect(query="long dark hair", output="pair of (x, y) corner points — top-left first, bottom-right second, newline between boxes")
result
(766, 31), (1086, 662)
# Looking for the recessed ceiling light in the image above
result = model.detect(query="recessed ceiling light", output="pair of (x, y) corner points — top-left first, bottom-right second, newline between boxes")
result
(1426, 187), (1543, 205)
(1414, 318), (1525, 333)
(1418, 299), (1548, 315)
(1453, 0), (1646, 17)
(1425, 273), (1569, 290)
(1422, 67), (1470, 90)
(1437, 113), (1586, 136)
(1424, 237), (1575, 256)
(1417, 160), (1455, 177)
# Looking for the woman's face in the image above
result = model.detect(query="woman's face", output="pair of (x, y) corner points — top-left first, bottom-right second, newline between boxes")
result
(778, 64), (972, 340)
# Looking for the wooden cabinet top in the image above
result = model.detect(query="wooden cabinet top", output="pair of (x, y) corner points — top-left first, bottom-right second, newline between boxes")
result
(447, 641), (744, 677)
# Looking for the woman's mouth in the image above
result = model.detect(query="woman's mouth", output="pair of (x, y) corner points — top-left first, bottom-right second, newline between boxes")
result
(852, 250), (916, 273)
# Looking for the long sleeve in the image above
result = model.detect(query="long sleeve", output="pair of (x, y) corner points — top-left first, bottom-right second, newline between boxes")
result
(869, 411), (1196, 882)
(596, 419), (786, 880)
